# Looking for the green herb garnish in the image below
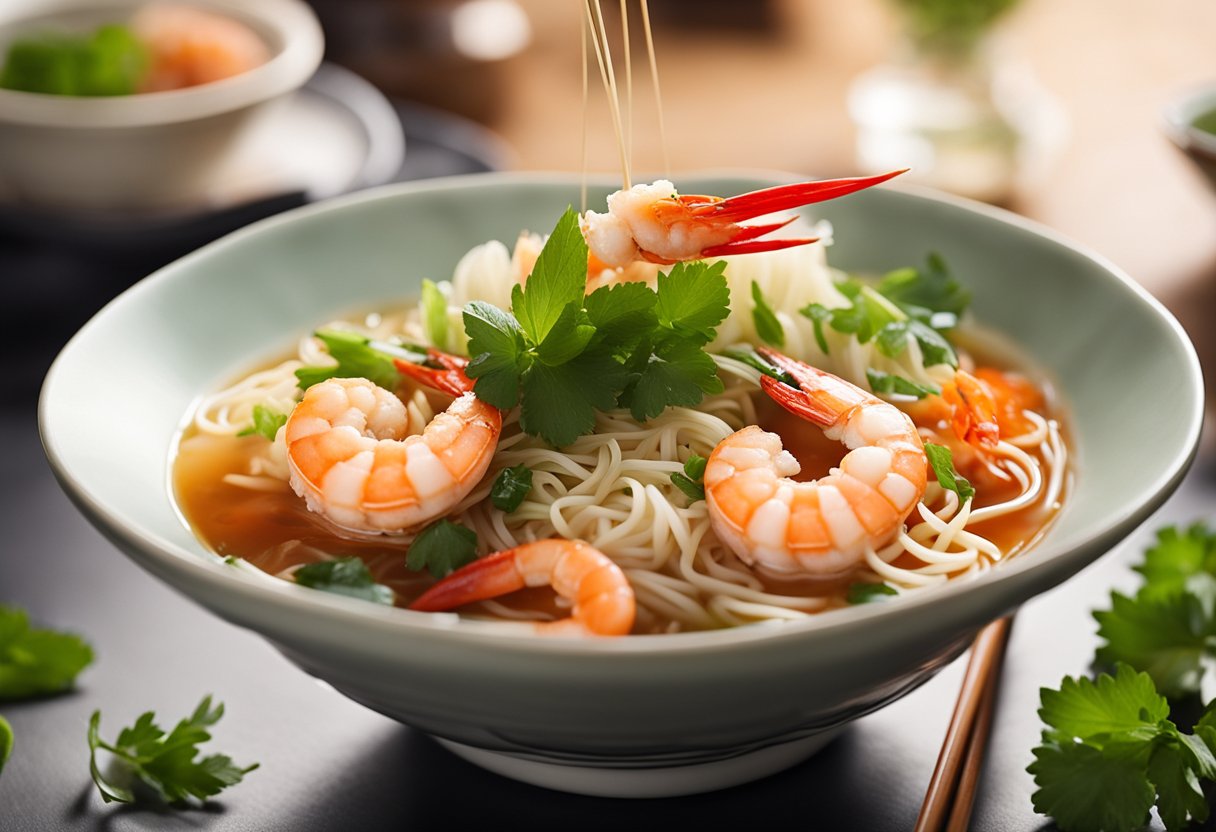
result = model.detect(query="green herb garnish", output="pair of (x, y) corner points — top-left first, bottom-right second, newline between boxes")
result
(865, 369), (939, 399)
(923, 442), (975, 503)
(718, 347), (797, 386)
(406, 519), (479, 578)
(236, 404), (287, 441)
(0, 604), (93, 700)
(1029, 664), (1216, 832)
(0, 715), (11, 777)
(463, 208), (731, 446)
(847, 582), (899, 604)
(670, 452), (709, 503)
(421, 279), (449, 351)
(750, 281), (785, 347)
(88, 696), (258, 805)
(490, 465), (533, 513)
(294, 329), (404, 392)
(293, 558), (394, 605)
(1, 25), (150, 96)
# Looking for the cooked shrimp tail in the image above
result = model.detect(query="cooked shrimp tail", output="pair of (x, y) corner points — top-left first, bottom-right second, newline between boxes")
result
(410, 539), (636, 636)
(944, 369), (1000, 449)
(690, 169), (909, 223)
(394, 349), (473, 397)
(705, 348), (927, 577)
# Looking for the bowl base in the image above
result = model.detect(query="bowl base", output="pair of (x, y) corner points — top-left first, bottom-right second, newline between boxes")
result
(434, 728), (845, 798)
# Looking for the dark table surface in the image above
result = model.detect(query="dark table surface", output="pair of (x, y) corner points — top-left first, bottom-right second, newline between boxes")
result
(2, 107), (1214, 832)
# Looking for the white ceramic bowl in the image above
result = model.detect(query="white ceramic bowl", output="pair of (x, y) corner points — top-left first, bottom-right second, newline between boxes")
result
(40, 173), (1205, 797)
(0, 0), (323, 212)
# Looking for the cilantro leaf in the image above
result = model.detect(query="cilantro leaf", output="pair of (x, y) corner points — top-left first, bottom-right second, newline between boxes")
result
(421, 279), (449, 350)
(683, 453), (707, 480)
(866, 369), (938, 399)
(655, 261), (730, 342)
(1038, 664), (1170, 743)
(583, 281), (658, 344)
(491, 465), (533, 512)
(237, 404), (287, 441)
(801, 302), (833, 354)
(464, 301), (528, 409)
(511, 208), (588, 344)
(293, 558), (394, 605)
(295, 330), (400, 392)
(1135, 522), (1216, 597)
(406, 519), (479, 578)
(0, 605), (93, 701)
(0, 715), (11, 777)
(847, 583), (899, 604)
(1028, 740), (1156, 832)
(750, 281), (785, 347)
(923, 442), (975, 503)
(1149, 737), (1212, 829)
(1093, 587), (1216, 699)
(522, 348), (628, 446)
(88, 696), (258, 805)
(876, 253), (971, 318)
(533, 302), (597, 366)
(670, 474), (704, 502)
(629, 339), (724, 422)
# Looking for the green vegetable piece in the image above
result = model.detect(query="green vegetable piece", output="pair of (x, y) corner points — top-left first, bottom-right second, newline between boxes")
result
(670, 473), (705, 503)
(655, 261), (731, 343)
(876, 253), (971, 319)
(719, 348), (797, 386)
(799, 303), (833, 354)
(1134, 522), (1216, 597)
(683, 453), (707, 481)
(236, 404), (287, 441)
(88, 696), (258, 805)
(847, 583), (898, 604)
(406, 519), (479, 578)
(293, 558), (394, 605)
(866, 369), (939, 399)
(464, 300), (529, 409)
(750, 281), (785, 347)
(521, 347), (629, 446)
(583, 281), (658, 344)
(1037, 664), (1170, 743)
(0, 25), (149, 96)
(628, 338), (725, 422)
(1028, 740), (1156, 832)
(511, 208), (588, 344)
(533, 302), (597, 366)
(923, 442), (975, 503)
(294, 329), (401, 392)
(421, 279), (449, 350)
(0, 605), (93, 701)
(491, 465), (533, 512)
(0, 714), (11, 777)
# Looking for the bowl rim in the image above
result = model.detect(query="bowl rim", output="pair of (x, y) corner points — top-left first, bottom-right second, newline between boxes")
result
(39, 170), (1207, 657)
(1163, 83), (1216, 160)
(0, 0), (323, 128)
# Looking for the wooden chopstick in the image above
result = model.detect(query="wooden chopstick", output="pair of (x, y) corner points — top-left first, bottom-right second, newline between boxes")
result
(913, 616), (1013, 832)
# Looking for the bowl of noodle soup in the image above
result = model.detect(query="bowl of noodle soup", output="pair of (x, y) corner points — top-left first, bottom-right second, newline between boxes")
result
(41, 172), (1203, 797)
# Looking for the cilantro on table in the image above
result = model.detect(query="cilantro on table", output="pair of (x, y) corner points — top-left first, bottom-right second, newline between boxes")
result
(463, 208), (731, 446)
(294, 329), (427, 392)
(1094, 523), (1216, 698)
(1, 25), (149, 96)
(923, 442), (975, 504)
(406, 519), (479, 578)
(750, 281), (785, 347)
(1029, 664), (1216, 832)
(491, 465), (533, 513)
(800, 254), (968, 394)
(0, 604), (93, 700)
(293, 558), (394, 605)
(847, 582), (898, 604)
(670, 453), (707, 503)
(0, 715), (11, 777)
(88, 696), (258, 805)
(237, 404), (287, 441)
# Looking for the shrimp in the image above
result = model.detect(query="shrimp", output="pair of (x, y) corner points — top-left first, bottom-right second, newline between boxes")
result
(704, 348), (927, 577)
(410, 539), (636, 636)
(284, 353), (501, 533)
(131, 4), (270, 93)
(580, 170), (906, 269)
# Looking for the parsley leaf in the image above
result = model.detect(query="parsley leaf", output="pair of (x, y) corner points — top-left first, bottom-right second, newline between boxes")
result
(522, 347), (629, 446)
(511, 207), (588, 343)
(655, 260), (731, 342)
(847, 583), (899, 604)
(583, 281), (658, 344)
(1135, 523), (1216, 597)
(491, 465), (533, 512)
(406, 519), (479, 578)
(421, 279), (449, 350)
(629, 339), (724, 422)
(1029, 740), (1156, 832)
(88, 696), (258, 805)
(464, 301), (528, 409)
(293, 558), (394, 605)
(923, 442), (975, 503)
(670, 453), (708, 503)
(0, 605), (93, 700)
(295, 329), (401, 392)
(750, 281), (785, 347)
(237, 404), (287, 441)
(876, 253), (970, 318)
(0, 714), (11, 777)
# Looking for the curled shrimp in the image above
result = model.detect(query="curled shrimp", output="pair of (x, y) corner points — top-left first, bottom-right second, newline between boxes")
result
(705, 348), (927, 578)
(284, 353), (501, 533)
(409, 539), (636, 636)
(580, 171), (905, 269)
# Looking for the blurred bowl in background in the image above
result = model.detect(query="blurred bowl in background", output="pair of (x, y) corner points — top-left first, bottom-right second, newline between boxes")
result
(1164, 83), (1216, 193)
(0, 0), (323, 214)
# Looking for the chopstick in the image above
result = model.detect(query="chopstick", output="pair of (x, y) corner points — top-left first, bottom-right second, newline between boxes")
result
(913, 616), (1013, 832)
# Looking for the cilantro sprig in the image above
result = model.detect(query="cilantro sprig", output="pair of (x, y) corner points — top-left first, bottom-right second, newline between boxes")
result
(670, 453), (707, 503)
(406, 519), (479, 578)
(88, 696), (258, 805)
(293, 558), (394, 605)
(237, 404), (287, 441)
(295, 330), (427, 392)
(0, 604), (93, 701)
(491, 465), (533, 513)
(924, 442), (975, 504)
(463, 208), (731, 446)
